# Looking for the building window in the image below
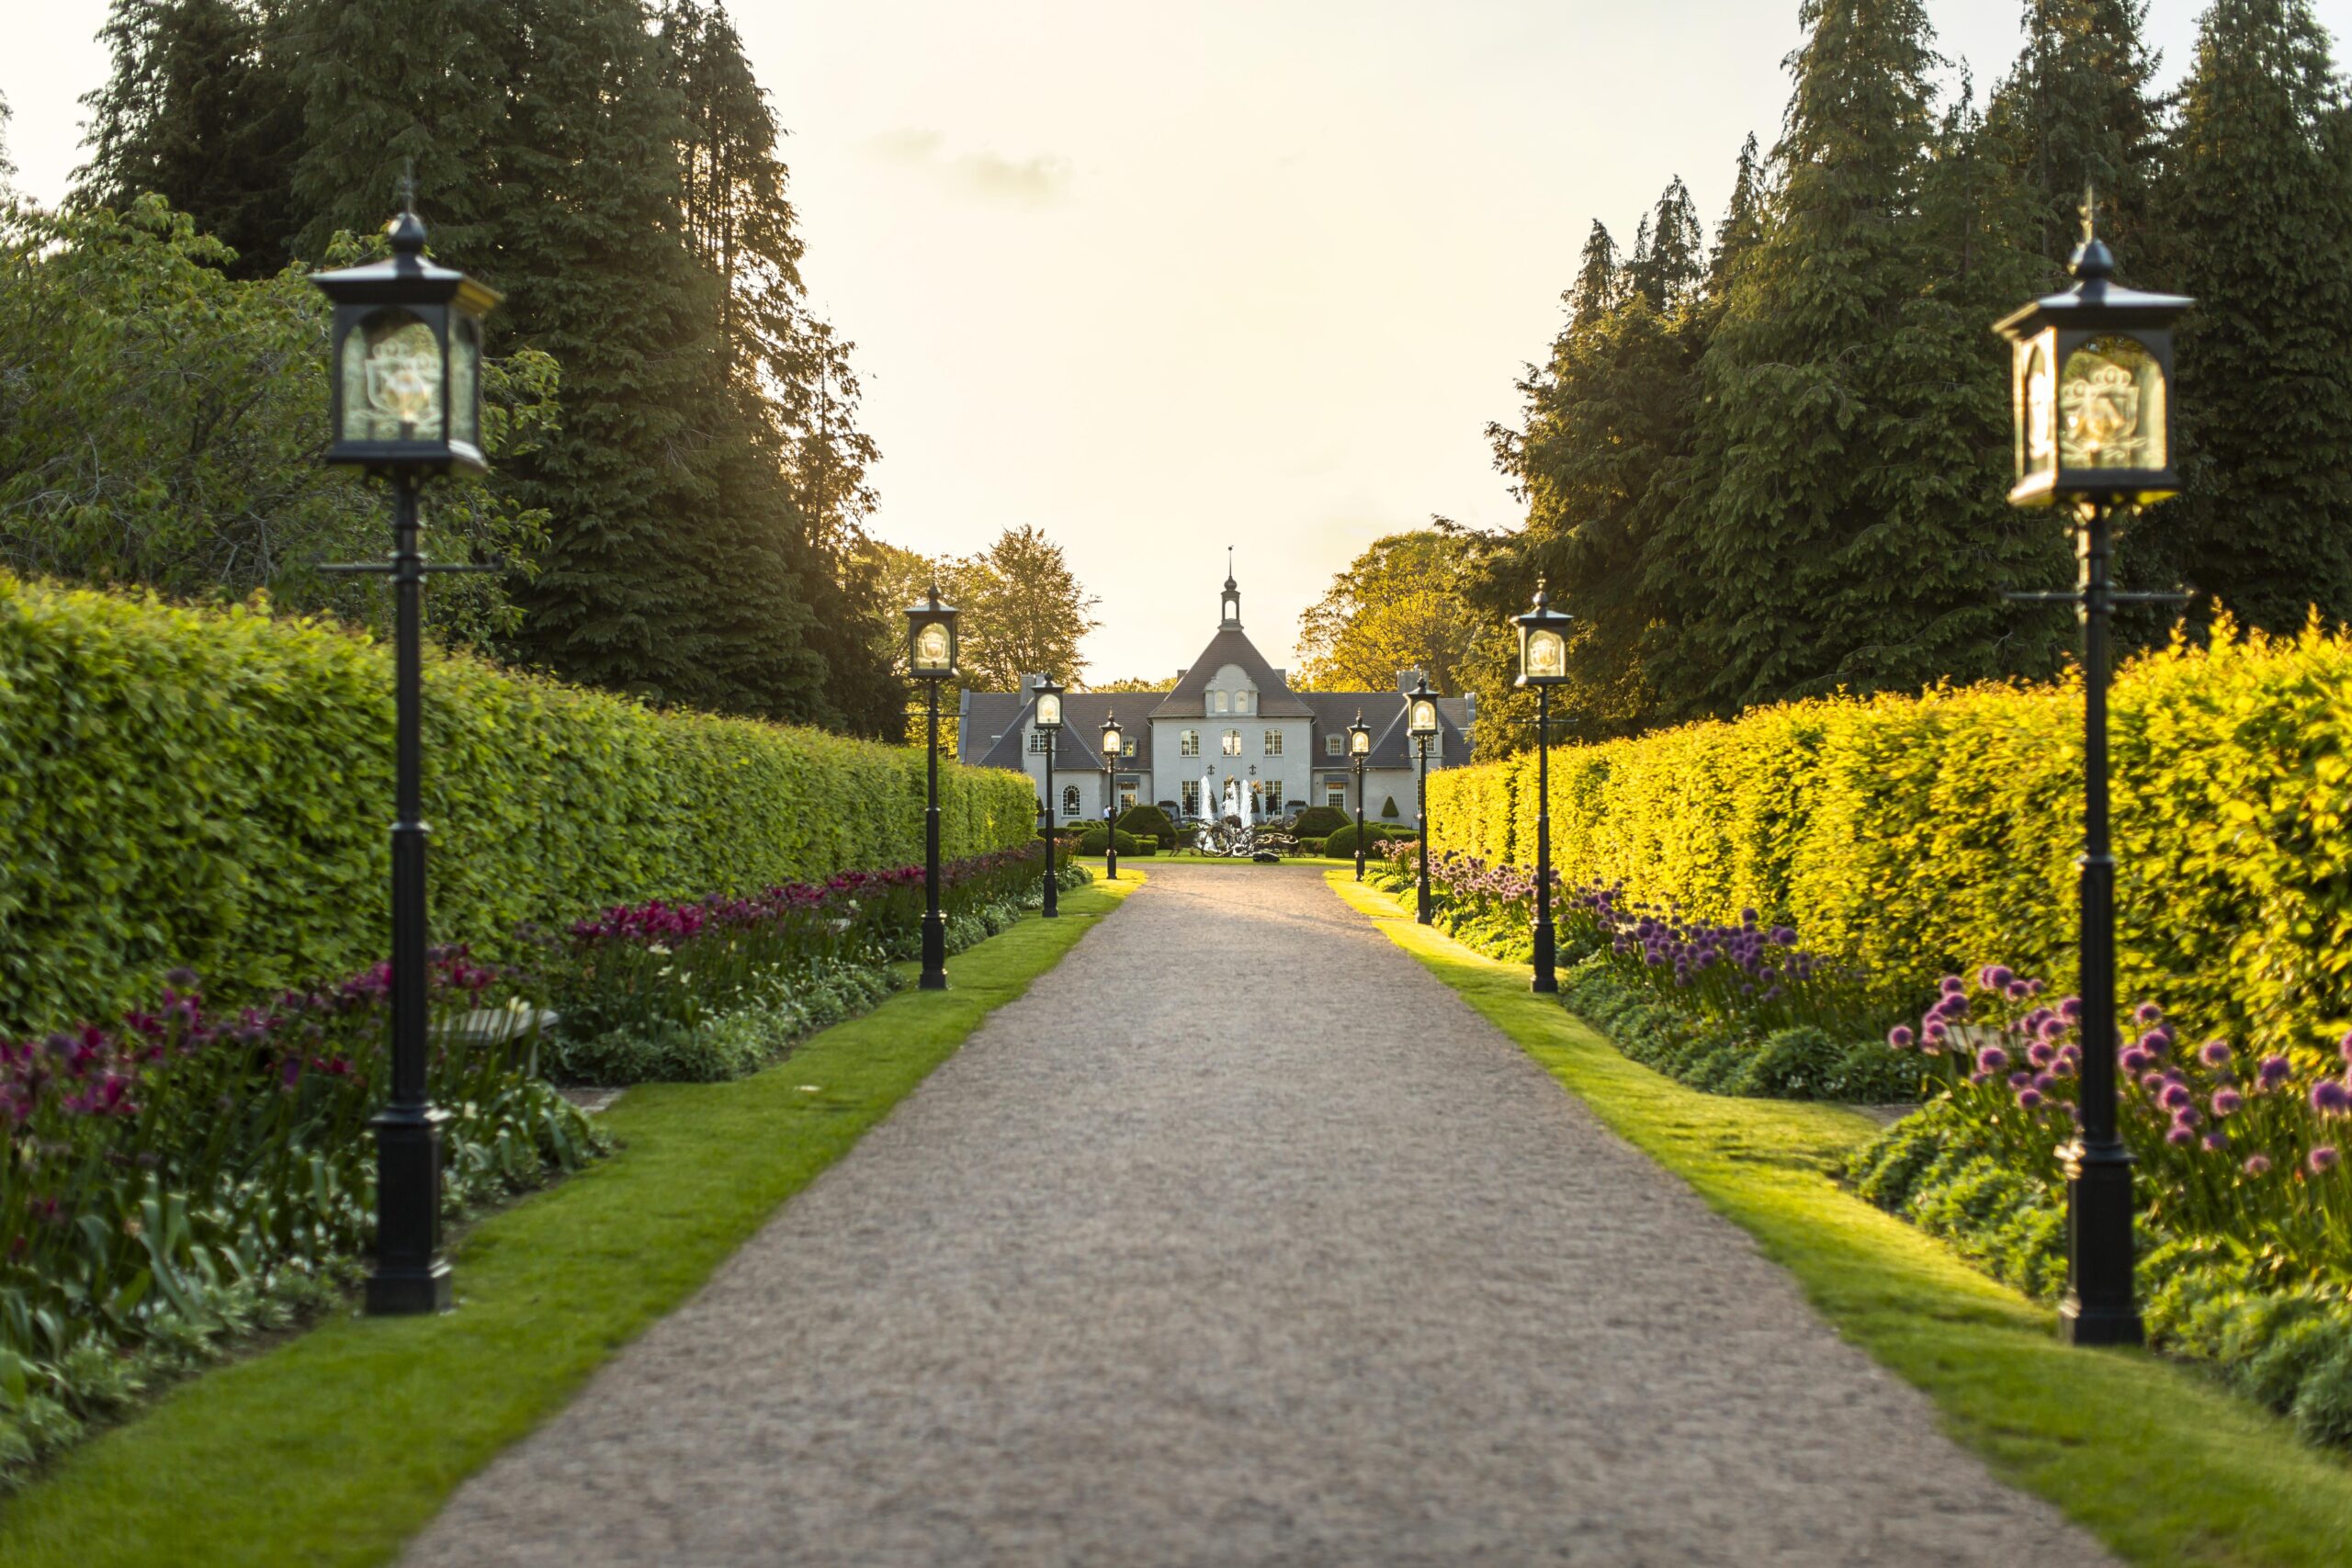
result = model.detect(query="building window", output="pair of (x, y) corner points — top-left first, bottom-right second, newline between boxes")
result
(1221, 729), (1242, 756)
(1120, 787), (1138, 811)
(1264, 781), (1283, 813)
(1062, 784), (1080, 817)
(1182, 781), (1199, 817)
(1181, 728), (1199, 757)
(1262, 730), (1281, 756)
(1212, 691), (1228, 714)
(1327, 784), (1347, 809)
(1028, 730), (1049, 753)
(1325, 734), (1342, 756)
(1235, 691), (1250, 715)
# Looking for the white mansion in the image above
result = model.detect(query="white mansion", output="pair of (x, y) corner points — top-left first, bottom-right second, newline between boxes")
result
(957, 572), (1476, 825)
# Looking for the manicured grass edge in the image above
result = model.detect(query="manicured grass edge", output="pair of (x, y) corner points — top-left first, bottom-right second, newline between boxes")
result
(0, 874), (1141, 1568)
(1328, 871), (2352, 1568)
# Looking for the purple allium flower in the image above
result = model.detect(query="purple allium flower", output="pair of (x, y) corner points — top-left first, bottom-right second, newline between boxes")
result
(2199, 1039), (2233, 1068)
(164, 966), (199, 989)
(2120, 1046), (2152, 1073)
(1968, 1070), (1992, 1086)
(2312, 1080), (2352, 1116)
(2173, 1105), (2203, 1131)
(1924, 1021), (1950, 1044)
(2160, 1082), (2193, 1111)
(2213, 1089), (2245, 1116)
(1939, 976), (1965, 996)
(2033, 1071), (2058, 1093)
(2259, 1055), (2294, 1089)
(2141, 1069), (2168, 1093)
(2203, 1132), (2230, 1153)
(2060, 996), (2084, 1022)
(2009, 1070), (2035, 1089)
(2018, 1088), (2045, 1110)
(1978, 1045), (2010, 1074)
(2039, 1015), (2069, 1042)
(1887, 1025), (1915, 1051)
(2244, 1153), (2274, 1176)
(2142, 1026), (2174, 1055)
(2165, 1125), (2196, 1147)
(2312, 1145), (2340, 1174)
(2133, 1000), (2164, 1026)
(2027, 1042), (2055, 1068)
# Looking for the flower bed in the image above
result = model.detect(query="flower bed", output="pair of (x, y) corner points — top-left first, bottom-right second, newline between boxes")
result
(543, 845), (1084, 1083)
(0, 953), (598, 1482)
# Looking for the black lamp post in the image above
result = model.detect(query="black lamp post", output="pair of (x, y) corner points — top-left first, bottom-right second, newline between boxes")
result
(905, 585), (961, 990)
(311, 206), (499, 1317)
(1408, 676), (1440, 925)
(1994, 210), (2190, 1348)
(1035, 675), (1064, 919)
(1100, 714), (1124, 880)
(1348, 711), (1372, 881)
(1516, 587), (1572, 993)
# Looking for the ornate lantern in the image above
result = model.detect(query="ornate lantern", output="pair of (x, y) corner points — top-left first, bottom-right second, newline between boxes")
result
(311, 210), (498, 474)
(1408, 677), (1440, 739)
(1994, 228), (2191, 508)
(905, 585), (960, 680)
(1348, 713), (1372, 757)
(1515, 586), (1572, 686)
(1100, 715), (1124, 759)
(1034, 673), (1065, 731)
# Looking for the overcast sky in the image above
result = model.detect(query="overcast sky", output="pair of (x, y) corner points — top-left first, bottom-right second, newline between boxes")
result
(7, 1), (2346, 682)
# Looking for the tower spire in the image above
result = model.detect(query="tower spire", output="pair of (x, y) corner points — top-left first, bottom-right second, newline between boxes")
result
(1220, 552), (1241, 628)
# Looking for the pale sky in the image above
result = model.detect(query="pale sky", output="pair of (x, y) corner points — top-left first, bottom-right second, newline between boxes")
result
(7, 1), (2346, 682)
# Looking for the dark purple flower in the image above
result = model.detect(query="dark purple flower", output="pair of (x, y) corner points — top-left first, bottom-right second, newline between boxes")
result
(1887, 1025), (1915, 1051)
(2133, 1000), (2164, 1026)
(1980, 964), (2015, 991)
(2212, 1089), (2244, 1116)
(2059, 996), (2084, 1022)
(2259, 1055), (2294, 1089)
(1939, 976), (1965, 996)
(2165, 1125), (2196, 1147)
(2017, 1087), (2045, 1110)
(2202, 1132), (2230, 1153)
(1978, 1045), (2010, 1074)
(2160, 1082), (2193, 1111)
(2312, 1080), (2351, 1116)
(2312, 1145), (2340, 1174)
(2199, 1039), (2233, 1068)
(2244, 1154), (2273, 1177)
(2120, 1046), (2152, 1073)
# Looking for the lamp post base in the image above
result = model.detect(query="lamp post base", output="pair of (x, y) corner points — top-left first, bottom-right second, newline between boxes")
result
(2057, 1138), (2143, 1346)
(1531, 921), (1557, 993)
(365, 1106), (453, 1316)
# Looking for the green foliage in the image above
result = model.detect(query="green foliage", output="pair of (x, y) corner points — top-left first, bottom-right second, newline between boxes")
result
(0, 200), (558, 649)
(1428, 622), (2352, 1064)
(1075, 825), (1144, 857)
(1294, 530), (1484, 694)
(1288, 804), (1348, 838)
(0, 575), (1035, 1034)
(1379, 795), (1400, 819)
(1322, 821), (1415, 861)
(1116, 802), (1177, 846)
(2153, 0), (2352, 637)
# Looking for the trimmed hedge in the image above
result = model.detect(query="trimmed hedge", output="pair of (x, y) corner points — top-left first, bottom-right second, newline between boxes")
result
(1116, 802), (1178, 848)
(0, 576), (1035, 1032)
(1425, 622), (2352, 1061)
(1076, 825), (1148, 857)
(1288, 804), (1348, 839)
(1324, 821), (1416, 862)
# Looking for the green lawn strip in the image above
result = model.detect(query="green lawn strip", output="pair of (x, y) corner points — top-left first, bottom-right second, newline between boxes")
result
(1327, 872), (2352, 1568)
(0, 875), (1139, 1568)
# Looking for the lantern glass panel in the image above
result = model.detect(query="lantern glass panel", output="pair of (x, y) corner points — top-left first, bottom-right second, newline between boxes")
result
(2060, 334), (2165, 471)
(341, 310), (444, 443)
(912, 620), (952, 671)
(1035, 692), (1062, 728)
(2016, 332), (2057, 486)
(1410, 699), (1437, 735)
(1350, 728), (1370, 756)
(1102, 727), (1123, 757)
(451, 317), (481, 447)
(1524, 627), (1566, 680)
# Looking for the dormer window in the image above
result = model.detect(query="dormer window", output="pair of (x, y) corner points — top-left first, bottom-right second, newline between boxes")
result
(1235, 691), (1252, 715)
(1212, 691), (1229, 714)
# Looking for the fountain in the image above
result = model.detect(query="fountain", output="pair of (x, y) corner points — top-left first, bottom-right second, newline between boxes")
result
(1191, 771), (1298, 860)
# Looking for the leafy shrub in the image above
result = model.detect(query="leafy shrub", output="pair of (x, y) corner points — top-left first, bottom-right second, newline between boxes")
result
(1424, 619), (2352, 1067)
(0, 574), (1035, 1034)
(1076, 825), (1143, 856)
(1117, 803), (1178, 848)
(1379, 795), (1401, 818)
(1290, 805), (1348, 838)
(1298, 837), (1329, 855)
(1325, 822), (1415, 861)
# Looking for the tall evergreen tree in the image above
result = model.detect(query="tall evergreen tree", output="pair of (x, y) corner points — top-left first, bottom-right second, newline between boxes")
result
(77, 0), (303, 276)
(1708, 134), (1768, 298)
(1983, 0), (2163, 279)
(1670, 0), (2066, 714)
(1625, 175), (1705, 310)
(2155, 0), (2352, 634)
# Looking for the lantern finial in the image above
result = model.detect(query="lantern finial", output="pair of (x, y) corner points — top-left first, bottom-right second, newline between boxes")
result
(2071, 185), (2114, 285)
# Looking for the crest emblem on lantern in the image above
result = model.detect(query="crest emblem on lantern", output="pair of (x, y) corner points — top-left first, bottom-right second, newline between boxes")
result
(364, 320), (444, 434)
(2060, 355), (2143, 468)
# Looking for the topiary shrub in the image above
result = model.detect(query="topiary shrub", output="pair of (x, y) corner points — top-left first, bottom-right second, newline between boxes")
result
(1298, 837), (1328, 855)
(1380, 795), (1402, 818)
(1117, 802), (1178, 848)
(1076, 825), (1143, 857)
(1325, 821), (1417, 862)
(1291, 805), (1348, 839)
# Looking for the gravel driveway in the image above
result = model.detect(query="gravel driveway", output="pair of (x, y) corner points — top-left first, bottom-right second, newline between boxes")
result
(402, 863), (2112, 1567)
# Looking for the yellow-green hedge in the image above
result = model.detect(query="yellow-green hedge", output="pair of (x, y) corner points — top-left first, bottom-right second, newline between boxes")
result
(1430, 624), (2352, 1059)
(0, 576), (1035, 1033)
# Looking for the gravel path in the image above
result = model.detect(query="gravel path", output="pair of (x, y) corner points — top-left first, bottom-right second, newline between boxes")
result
(403, 865), (2111, 1567)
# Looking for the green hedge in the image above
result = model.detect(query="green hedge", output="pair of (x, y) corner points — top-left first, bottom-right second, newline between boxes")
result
(1425, 622), (2352, 1062)
(1116, 802), (1177, 848)
(1324, 821), (1416, 862)
(1289, 804), (1349, 839)
(0, 576), (1035, 1032)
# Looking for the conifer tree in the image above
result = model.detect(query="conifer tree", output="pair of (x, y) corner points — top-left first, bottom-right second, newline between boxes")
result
(77, 0), (303, 275)
(1983, 0), (2162, 279)
(1625, 176), (1704, 310)
(1708, 134), (1768, 298)
(2154, 0), (2352, 634)
(1672, 0), (2065, 714)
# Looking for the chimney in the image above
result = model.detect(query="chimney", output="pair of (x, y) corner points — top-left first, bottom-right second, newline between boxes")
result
(1396, 668), (1423, 694)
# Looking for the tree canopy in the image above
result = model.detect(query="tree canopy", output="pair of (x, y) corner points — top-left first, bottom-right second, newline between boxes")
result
(1295, 530), (1485, 694)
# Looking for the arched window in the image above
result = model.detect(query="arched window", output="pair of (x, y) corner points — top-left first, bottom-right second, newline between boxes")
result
(1212, 691), (1229, 714)
(1062, 784), (1080, 817)
(1236, 691), (1253, 715)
